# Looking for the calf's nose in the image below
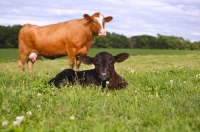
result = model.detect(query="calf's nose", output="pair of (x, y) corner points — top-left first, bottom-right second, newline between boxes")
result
(101, 72), (107, 76)
(99, 72), (110, 81)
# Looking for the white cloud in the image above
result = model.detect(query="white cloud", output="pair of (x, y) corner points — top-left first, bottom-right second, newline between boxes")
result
(0, 0), (200, 42)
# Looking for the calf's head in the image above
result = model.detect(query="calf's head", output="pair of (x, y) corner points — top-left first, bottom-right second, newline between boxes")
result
(78, 52), (129, 81)
(83, 12), (113, 36)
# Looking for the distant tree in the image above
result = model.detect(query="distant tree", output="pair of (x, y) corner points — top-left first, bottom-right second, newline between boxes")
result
(92, 32), (130, 48)
(109, 33), (130, 48)
(129, 34), (195, 50)
(0, 24), (199, 50)
(5, 40), (14, 48)
(0, 26), (6, 48)
(129, 35), (157, 49)
(178, 38), (191, 50)
(0, 25), (22, 48)
(157, 34), (169, 49)
(147, 35), (157, 49)
(191, 41), (200, 50)
(156, 34), (192, 50)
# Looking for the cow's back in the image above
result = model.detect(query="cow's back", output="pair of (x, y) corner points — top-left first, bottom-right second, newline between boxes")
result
(19, 18), (91, 58)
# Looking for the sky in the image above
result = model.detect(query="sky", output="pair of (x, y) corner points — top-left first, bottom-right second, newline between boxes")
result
(0, 0), (200, 42)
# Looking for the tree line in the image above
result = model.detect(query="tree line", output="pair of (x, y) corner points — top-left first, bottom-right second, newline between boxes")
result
(129, 34), (200, 50)
(0, 25), (22, 48)
(0, 25), (200, 50)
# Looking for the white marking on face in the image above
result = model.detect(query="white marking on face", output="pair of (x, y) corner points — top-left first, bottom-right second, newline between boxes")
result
(95, 14), (106, 36)
(95, 14), (104, 29)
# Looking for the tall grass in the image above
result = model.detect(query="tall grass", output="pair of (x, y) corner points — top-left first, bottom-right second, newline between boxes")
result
(0, 49), (200, 132)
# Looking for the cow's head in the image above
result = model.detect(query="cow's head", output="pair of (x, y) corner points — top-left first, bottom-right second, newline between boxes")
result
(83, 12), (113, 36)
(79, 52), (129, 81)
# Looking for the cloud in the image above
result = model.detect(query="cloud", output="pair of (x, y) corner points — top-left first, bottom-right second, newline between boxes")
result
(0, 0), (200, 42)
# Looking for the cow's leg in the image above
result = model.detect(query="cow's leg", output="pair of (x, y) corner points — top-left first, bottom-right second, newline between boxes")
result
(18, 52), (28, 71)
(18, 60), (25, 71)
(67, 53), (75, 69)
(75, 56), (81, 71)
(27, 59), (34, 72)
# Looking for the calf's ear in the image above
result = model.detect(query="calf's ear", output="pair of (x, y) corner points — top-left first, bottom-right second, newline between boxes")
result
(114, 53), (129, 63)
(78, 55), (94, 65)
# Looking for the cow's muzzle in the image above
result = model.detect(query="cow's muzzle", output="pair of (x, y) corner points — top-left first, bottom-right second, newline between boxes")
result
(98, 29), (106, 36)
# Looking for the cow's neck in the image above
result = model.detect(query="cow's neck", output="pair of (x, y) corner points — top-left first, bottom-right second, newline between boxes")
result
(83, 22), (96, 49)
(82, 19), (98, 40)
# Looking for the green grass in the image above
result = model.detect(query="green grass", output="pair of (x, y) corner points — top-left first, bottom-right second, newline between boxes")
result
(0, 49), (18, 62)
(1, 48), (200, 62)
(0, 49), (200, 132)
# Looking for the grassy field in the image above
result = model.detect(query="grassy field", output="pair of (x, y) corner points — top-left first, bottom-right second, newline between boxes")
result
(0, 49), (200, 132)
(1, 48), (200, 62)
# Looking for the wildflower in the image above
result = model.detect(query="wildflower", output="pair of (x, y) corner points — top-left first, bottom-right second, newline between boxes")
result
(134, 90), (138, 94)
(130, 69), (134, 73)
(183, 81), (186, 84)
(170, 80), (174, 84)
(26, 111), (32, 116)
(2, 106), (10, 112)
(2, 121), (8, 126)
(37, 93), (42, 97)
(2, 106), (7, 111)
(13, 116), (25, 127)
(70, 116), (75, 120)
(37, 104), (41, 108)
(196, 74), (200, 78)
(156, 92), (159, 98)
(13, 121), (20, 127)
(107, 93), (110, 96)
(106, 81), (109, 85)
(51, 92), (55, 96)
(128, 67), (134, 73)
(16, 116), (25, 123)
(1, 106), (10, 112)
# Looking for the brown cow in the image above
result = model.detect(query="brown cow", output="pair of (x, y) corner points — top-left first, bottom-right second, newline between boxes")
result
(18, 12), (113, 72)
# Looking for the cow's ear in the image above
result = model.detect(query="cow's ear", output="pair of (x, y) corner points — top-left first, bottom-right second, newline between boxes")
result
(78, 55), (93, 65)
(83, 14), (91, 20)
(114, 53), (129, 63)
(105, 16), (113, 22)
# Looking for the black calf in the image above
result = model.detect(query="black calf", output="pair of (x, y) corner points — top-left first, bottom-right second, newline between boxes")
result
(48, 51), (129, 90)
